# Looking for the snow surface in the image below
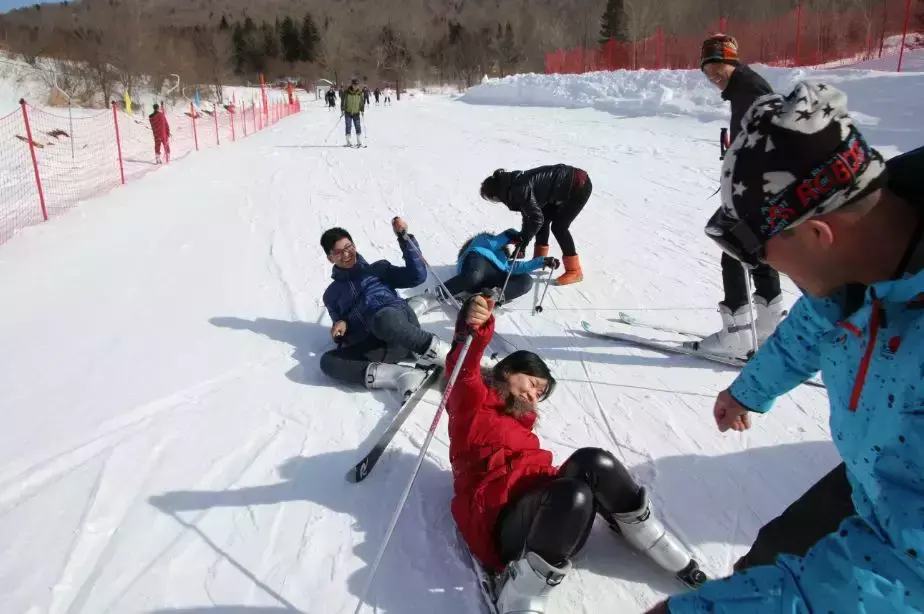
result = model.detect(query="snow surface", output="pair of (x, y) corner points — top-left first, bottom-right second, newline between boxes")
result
(0, 65), (920, 614)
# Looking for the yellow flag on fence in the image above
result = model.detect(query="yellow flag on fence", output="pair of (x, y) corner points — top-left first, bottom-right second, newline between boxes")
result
(124, 91), (133, 115)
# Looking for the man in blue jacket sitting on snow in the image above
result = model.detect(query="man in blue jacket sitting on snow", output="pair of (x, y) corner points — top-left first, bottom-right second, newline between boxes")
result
(320, 217), (451, 399)
(407, 229), (559, 316)
(648, 82), (924, 613)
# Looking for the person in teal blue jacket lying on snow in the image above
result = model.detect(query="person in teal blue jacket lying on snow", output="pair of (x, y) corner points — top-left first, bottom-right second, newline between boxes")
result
(648, 81), (924, 614)
(408, 229), (559, 316)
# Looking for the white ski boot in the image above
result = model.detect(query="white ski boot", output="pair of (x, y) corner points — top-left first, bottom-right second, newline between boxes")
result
(364, 362), (428, 400)
(610, 488), (707, 588)
(754, 294), (784, 346)
(345, 134), (353, 147)
(697, 303), (755, 358)
(495, 551), (570, 614)
(417, 335), (451, 367)
(155, 154), (163, 165)
(406, 286), (451, 317)
(355, 134), (363, 148)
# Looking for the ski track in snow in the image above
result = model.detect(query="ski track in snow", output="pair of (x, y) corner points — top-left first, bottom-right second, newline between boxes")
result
(4, 69), (916, 611)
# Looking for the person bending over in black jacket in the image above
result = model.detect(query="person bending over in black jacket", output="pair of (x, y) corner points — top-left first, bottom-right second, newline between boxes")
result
(480, 164), (592, 286)
(699, 34), (783, 358)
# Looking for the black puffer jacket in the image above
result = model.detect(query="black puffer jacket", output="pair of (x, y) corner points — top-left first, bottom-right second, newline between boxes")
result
(495, 164), (576, 247)
(722, 64), (773, 142)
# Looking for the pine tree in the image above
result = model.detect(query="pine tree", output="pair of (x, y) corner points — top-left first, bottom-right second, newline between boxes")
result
(300, 12), (321, 62)
(599, 0), (627, 44)
(279, 16), (301, 64)
(262, 21), (279, 60)
(500, 22), (522, 75)
(231, 22), (248, 74)
(219, 15), (230, 31)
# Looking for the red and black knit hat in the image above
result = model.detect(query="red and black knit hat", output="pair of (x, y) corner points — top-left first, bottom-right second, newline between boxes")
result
(701, 34), (740, 70)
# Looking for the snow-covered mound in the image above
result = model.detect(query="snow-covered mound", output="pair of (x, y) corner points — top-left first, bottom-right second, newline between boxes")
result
(462, 64), (924, 156)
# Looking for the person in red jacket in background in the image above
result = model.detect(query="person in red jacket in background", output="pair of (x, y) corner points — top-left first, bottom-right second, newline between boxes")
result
(445, 295), (707, 614)
(149, 103), (171, 164)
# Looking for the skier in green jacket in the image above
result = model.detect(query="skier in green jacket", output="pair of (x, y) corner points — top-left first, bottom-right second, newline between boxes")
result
(341, 77), (366, 148)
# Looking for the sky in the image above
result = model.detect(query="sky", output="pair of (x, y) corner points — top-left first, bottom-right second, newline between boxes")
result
(0, 0), (59, 13)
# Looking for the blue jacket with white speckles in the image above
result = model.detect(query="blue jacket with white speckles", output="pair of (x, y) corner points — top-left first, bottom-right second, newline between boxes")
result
(670, 146), (924, 614)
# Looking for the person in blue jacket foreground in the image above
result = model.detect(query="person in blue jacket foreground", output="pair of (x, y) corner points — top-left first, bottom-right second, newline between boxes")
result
(407, 229), (560, 316)
(319, 217), (451, 399)
(648, 81), (924, 613)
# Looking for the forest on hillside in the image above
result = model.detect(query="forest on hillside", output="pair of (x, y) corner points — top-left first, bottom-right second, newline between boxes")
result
(0, 0), (918, 105)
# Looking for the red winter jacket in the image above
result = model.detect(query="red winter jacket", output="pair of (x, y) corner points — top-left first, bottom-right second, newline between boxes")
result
(149, 111), (170, 142)
(446, 315), (558, 571)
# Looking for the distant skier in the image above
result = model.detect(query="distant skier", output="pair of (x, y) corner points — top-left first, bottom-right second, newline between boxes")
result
(362, 85), (371, 106)
(325, 88), (336, 109)
(407, 228), (559, 316)
(479, 165), (592, 286)
(319, 218), (451, 399)
(447, 295), (706, 614)
(149, 103), (171, 164)
(341, 77), (365, 147)
(698, 34), (782, 357)
(373, 88), (381, 105)
(647, 82), (924, 614)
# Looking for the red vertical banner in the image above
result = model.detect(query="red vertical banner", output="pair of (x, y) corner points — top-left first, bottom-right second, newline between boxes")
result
(230, 106), (236, 141)
(214, 106), (220, 145)
(190, 102), (199, 151)
(260, 74), (268, 120)
(242, 105), (248, 137)
(252, 102), (257, 133)
(794, 2), (803, 66)
(20, 99), (48, 221)
(720, 16), (728, 32)
(111, 101), (126, 185)
(897, 0), (912, 72)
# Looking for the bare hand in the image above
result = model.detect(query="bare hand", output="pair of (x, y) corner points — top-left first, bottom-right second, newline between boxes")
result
(714, 389), (752, 432)
(465, 295), (494, 328)
(331, 320), (347, 341)
(392, 217), (408, 236)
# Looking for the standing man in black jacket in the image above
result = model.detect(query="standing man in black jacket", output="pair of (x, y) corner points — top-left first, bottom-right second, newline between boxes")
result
(699, 34), (783, 358)
(480, 164), (592, 286)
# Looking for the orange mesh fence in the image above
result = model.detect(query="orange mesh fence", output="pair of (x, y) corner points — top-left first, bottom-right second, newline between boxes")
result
(0, 95), (303, 245)
(547, 0), (920, 73)
(0, 105), (44, 242)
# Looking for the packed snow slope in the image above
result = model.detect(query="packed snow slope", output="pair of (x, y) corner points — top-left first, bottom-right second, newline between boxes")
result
(2, 65), (919, 614)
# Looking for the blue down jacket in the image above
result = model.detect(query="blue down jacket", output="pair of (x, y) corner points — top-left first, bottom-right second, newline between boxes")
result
(670, 146), (924, 613)
(458, 230), (546, 276)
(322, 234), (427, 344)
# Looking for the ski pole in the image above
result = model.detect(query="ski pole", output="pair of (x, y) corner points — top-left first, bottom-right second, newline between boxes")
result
(324, 113), (342, 144)
(533, 265), (556, 315)
(742, 261), (760, 357)
(354, 314), (482, 614)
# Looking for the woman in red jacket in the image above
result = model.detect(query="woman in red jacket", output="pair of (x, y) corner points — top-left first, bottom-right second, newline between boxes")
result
(446, 295), (706, 614)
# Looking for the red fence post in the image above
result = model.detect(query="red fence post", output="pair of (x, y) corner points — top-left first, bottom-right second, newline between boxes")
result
(897, 0), (912, 72)
(190, 102), (199, 151)
(230, 106), (236, 141)
(879, 0), (889, 58)
(795, 1), (803, 66)
(252, 102), (257, 133)
(720, 16), (728, 32)
(656, 27), (664, 69)
(214, 105), (220, 145)
(111, 101), (126, 185)
(20, 99), (48, 222)
(242, 105), (248, 137)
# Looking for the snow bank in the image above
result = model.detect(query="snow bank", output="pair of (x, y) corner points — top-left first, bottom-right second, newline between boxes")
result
(462, 63), (924, 155)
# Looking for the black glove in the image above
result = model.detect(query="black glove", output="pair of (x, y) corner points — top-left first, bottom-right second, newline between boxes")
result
(503, 229), (522, 242)
(543, 257), (561, 270)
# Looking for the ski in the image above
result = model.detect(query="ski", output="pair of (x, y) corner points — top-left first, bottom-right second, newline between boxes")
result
(612, 312), (704, 339)
(459, 538), (499, 614)
(580, 321), (825, 389)
(582, 320), (748, 367)
(346, 367), (443, 483)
